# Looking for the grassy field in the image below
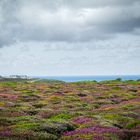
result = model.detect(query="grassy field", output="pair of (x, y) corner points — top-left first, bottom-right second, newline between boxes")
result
(0, 79), (140, 140)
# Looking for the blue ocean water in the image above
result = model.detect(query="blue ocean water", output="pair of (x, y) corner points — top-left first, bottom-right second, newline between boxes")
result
(35, 75), (140, 82)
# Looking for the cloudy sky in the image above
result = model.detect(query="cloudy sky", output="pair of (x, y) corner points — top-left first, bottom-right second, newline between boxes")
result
(0, 0), (140, 76)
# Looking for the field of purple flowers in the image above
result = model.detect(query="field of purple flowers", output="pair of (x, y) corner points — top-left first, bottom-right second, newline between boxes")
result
(0, 79), (140, 140)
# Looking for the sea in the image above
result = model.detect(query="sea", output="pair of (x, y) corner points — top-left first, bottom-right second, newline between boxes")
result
(35, 75), (140, 82)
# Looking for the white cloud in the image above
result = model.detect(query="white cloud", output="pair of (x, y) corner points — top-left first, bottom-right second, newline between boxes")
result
(0, 33), (140, 75)
(0, 0), (140, 75)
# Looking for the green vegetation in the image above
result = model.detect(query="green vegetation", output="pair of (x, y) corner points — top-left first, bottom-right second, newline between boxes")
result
(0, 79), (140, 139)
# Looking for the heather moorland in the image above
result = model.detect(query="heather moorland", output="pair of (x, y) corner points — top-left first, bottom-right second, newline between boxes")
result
(0, 79), (140, 140)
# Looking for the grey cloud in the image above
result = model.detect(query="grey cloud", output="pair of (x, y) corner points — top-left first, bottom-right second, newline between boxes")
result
(65, 0), (140, 8)
(19, 0), (140, 9)
(0, 0), (140, 47)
